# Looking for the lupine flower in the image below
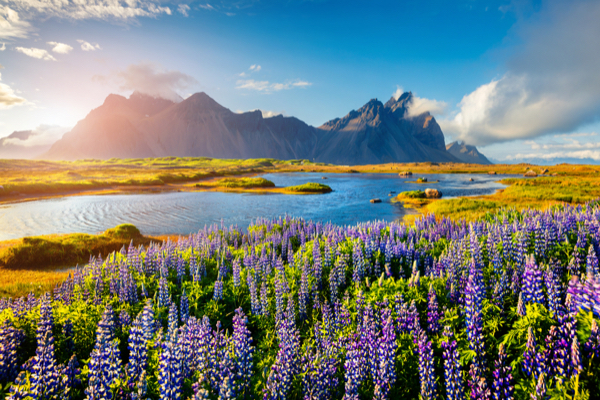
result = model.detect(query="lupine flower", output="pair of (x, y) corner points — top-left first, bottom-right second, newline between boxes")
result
(85, 304), (122, 400)
(343, 336), (365, 400)
(158, 272), (170, 308)
(531, 373), (546, 400)
(0, 320), (22, 383)
(373, 314), (397, 399)
(29, 295), (61, 399)
(584, 319), (600, 359)
(517, 293), (526, 317)
(302, 346), (339, 400)
(523, 327), (537, 378)
(158, 340), (184, 400)
(214, 279), (224, 301)
(469, 363), (491, 400)
(492, 343), (513, 400)
(128, 316), (149, 392)
(522, 256), (545, 305)
(427, 284), (440, 334)
(441, 326), (464, 400)
(232, 308), (254, 396)
(180, 288), (190, 324)
(416, 331), (436, 400)
(167, 301), (179, 342)
(587, 245), (599, 276)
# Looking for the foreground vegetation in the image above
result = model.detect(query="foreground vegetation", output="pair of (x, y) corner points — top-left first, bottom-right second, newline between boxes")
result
(1, 203), (600, 399)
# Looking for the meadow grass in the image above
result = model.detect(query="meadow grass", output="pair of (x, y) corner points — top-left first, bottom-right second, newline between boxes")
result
(283, 182), (332, 193)
(0, 224), (162, 297)
(195, 177), (275, 189)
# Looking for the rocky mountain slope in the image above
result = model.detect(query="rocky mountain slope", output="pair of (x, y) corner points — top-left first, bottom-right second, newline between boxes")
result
(42, 91), (490, 164)
(446, 141), (492, 165)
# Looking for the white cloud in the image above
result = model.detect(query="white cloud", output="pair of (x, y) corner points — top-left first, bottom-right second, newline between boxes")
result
(1, 124), (69, 147)
(47, 41), (73, 54)
(77, 39), (101, 51)
(506, 150), (600, 162)
(235, 109), (287, 118)
(15, 46), (56, 60)
(405, 95), (449, 117)
(0, 71), (26, 109)
(177, 4), (190, 16)
(0, 5), (30, 39)
(0, 43), (5, 51)
(440, 1), (600, 146)
(236, 79), (312, 92)
(95, 62), (197, 102)
(392, 85), (404, 100)
(5, 0), (171, 22)
(239, 64), (262, 77)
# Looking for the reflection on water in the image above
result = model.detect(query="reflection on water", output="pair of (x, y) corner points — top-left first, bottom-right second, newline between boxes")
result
(0, 173), (511, 240)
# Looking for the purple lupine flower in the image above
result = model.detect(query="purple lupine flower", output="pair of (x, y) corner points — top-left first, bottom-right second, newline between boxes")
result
(232, 308), (254, 396)
(492, 343), (513, 400)
(441, 326), (464, 400)
(531, 374), (546, 400)
(373, 314), (397, 399)
(127, 315), (149, 394)
(343, 335), (365, 400)
(416, 331), (436, 400)
(523, 327), (537, 378)
(302, 346), (339, 400)
(158, 340), (184, 400)
(158, 272), (170, 308)
(119, 309), (132, 330)
(29, 295), (61, 399)
(587, 244), (599, 276)
(469, 363), (491, 400)
(0, 320), (22, 383)
(214, 279), (224, 301)
(261, 281), (270, 317)
(521, 255), (545, 306)
(61, 354), (80, 400)
(465, 264), (486, 378)
(167, 300), (179, 343)
(516, 293), (526, 317)
(571, 336), (582, 376)
(180, 288), (190, 324)
(427, 284), (440, 334)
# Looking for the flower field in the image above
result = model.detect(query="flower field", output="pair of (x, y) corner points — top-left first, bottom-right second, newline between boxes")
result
(1, 202), (600, 399)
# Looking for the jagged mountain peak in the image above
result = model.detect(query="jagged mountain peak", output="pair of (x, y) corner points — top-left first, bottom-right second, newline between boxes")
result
(446, 141), (492, 165)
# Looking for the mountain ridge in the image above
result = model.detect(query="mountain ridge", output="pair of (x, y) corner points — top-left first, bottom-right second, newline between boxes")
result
(42, 91), (490, 165)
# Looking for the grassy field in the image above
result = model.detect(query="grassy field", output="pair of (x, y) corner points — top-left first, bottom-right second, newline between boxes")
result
(0, 224), (162, 297)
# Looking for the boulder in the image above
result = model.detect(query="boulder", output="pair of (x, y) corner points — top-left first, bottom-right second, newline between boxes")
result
(540, 168), (549, 174)
(321, 176), (328, 179)
(398, 171), (413, 177)
(488, 171), (496, 175)
(424, 188), (442, 198)
(524, 170), (538, 177)
(469, 178), (474, 182)
(370, 198), (382, 203)
(417, 177), (428, 183)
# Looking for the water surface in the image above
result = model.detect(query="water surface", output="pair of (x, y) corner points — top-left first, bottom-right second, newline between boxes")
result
(0, 173), (511, 240)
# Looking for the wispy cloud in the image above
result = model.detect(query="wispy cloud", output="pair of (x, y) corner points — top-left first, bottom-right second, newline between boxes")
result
(237, 109), (287, 118)
(77, 39), (101, 51)
(0, 43), (5, 51)
(440, 1), (600, 146)
(236, 79), (312, 92)
(47, 41), (73, 54)
(239, 64), (261, 77)
(0, 5), (30, 39)
(177, 4), (190, 16)
(15, 46), (56, 60)
(0, 70), (26, 109)
(94, 62), (197, 102)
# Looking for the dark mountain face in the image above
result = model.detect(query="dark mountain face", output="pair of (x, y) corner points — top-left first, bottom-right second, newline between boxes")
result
(446, 141), (492, 165)
(41, 91), (480, 165)
(315, 96), (458, 164)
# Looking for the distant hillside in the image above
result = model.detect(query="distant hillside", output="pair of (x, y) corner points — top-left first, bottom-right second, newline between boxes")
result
(446, 141), (492, 165)
(42, 91), (480, 164)
(1, 128), (66, 159)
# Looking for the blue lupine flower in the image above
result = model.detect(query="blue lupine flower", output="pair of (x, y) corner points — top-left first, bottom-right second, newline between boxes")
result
(523, 327), (537, 378)
(492, 343), (513, 400)
(427, 284), (440, 334)
(416, 331), (436, 400)
(522, 256), (545, 305)
(180, 288), (190, 324)
(0, 320), (22, 383)
(233, 308), (254, 396)
(343, 335), (365, 400)
(586, 244), (599, 276)
(214, 279), (224, 301)
(441, 326), (464, 400)
(167, 301), (179, 343)
(373, 314), (397, 400)
(158, 340), (184, 400)
(30, 295), (61, 399)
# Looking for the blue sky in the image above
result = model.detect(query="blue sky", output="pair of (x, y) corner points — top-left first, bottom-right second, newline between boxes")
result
(1, 0), (600, 162)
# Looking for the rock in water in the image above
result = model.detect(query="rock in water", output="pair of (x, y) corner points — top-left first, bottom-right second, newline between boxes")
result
(399, 171), (413, 177)
(524, 170), (538, 177)
(424, 188), (442, 198)
(370, 198), (382, 203)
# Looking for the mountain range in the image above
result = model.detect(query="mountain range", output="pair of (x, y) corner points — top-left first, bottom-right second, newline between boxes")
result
(40, 91), (491, 164)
